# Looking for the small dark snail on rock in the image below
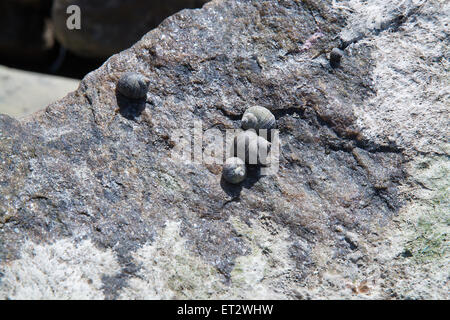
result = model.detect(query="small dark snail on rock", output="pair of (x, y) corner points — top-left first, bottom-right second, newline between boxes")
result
(241, 106), (276, 131)
(222, 157), (247, 184)
(117, 72), (150, 99)
(329, 48), (344, 68)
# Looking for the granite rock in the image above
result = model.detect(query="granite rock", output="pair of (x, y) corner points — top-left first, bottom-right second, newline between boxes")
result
(0, 0), (448, 299)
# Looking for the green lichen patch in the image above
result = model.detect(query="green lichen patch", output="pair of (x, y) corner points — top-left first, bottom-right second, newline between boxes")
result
(403, 156), (449, 263)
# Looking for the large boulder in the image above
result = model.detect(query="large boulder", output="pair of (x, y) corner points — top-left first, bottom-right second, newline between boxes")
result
(0, 0), (448, 299)
(0, 0), (54, 62)
(51, 0), (209, 58)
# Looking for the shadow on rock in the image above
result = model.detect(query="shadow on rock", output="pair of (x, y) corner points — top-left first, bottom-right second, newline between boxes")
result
(220, 165), (263, 197)
(242, 165), (263, 188)
(116, 90), (146, 121)
(220, 175), (243, 198)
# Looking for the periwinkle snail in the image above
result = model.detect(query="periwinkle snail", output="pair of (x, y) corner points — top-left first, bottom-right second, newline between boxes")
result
(241, 106), (276, 131)
(232, 130), (271, 165)
(117, 72), (150, 99)
(329, 48), (344, 68)
(222, 157), (247, 184)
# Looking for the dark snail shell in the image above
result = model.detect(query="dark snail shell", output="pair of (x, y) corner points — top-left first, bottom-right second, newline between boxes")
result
(117, 72), (150, 99)
(330, 48), (344, 68)
(222, 157), (247, 184)
(232, 130), (271, 165)
(241, 106), (276, 130)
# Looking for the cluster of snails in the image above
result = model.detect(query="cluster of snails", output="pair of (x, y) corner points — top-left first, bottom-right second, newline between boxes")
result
(115, 73), (276, 185)
(222, 106), (276, 184)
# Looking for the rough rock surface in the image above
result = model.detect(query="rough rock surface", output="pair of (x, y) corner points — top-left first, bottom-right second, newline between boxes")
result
(0, 0), (448, 299)
(52, 0), (209, 58)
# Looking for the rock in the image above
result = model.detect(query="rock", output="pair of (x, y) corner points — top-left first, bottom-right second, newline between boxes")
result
(0, 0), (448, 300)
(0, 0), (54, 62)
(0, 65), (79, 118)
(51, 0), (209, 58)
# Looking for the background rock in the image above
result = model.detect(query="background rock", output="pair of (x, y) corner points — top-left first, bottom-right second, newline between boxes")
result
(51, 0), (210, 58)
(0, 65), (79, 118)
(0, 0), (54, 62)
(0, 0), (448, 299)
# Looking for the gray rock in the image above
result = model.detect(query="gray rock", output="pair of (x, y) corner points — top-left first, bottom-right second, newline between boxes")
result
(0, 0), (448, 299)
(0, 65), (79, 118)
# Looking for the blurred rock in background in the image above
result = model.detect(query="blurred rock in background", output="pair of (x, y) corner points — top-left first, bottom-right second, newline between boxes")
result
(51, 0), (209, 59)
(0, 0), (54, 63)
(0, 65), (79, 118)
(0, 0), (209, 79)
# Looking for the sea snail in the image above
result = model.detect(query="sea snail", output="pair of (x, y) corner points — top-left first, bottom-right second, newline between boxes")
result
(117, 72), (150, 99)
(241, 106), (276, 131)
(329, 48), (344, 68)
(222, 157), (247, 184)
(232, 130), (271, 165)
